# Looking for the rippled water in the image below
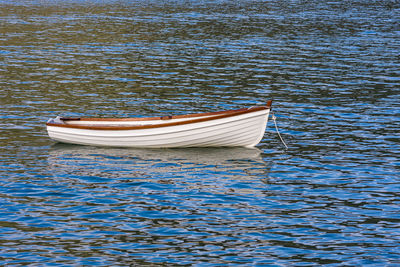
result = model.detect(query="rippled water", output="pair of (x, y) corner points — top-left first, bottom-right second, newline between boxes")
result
(1, 0), (399, 265)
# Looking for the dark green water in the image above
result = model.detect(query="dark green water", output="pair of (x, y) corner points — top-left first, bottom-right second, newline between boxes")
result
(1, 0), (399, 265)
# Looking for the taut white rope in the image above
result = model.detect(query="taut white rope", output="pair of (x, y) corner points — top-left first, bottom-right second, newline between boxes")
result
(271, 111), (288, 149)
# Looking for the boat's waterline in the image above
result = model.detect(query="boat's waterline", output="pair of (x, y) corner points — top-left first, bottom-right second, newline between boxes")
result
(46, 104), (272, 148)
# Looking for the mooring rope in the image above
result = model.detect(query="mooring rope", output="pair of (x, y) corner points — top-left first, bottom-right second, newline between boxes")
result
(271, 111), (288, 149)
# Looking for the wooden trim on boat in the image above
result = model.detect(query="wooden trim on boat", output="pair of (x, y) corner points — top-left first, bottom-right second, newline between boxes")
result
(266, 100), (272, 110)
(46, 102), (272, 131)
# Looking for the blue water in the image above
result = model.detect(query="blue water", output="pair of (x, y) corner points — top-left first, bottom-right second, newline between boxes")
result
(0, 0), (399, 265)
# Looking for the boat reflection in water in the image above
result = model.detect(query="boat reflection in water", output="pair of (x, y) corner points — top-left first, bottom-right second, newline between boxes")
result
(47, 144), (270, 195)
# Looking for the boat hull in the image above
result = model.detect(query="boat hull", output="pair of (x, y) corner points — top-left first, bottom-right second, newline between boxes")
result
(46, 105), (271, 148)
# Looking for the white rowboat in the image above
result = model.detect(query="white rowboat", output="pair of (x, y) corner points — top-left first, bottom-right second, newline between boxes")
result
(46, 100), (272, 148)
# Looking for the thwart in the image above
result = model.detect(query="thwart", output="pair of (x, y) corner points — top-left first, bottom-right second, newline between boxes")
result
(46, 100), (272, 148)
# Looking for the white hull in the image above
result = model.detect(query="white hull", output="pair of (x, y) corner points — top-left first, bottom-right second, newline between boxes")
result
(46, 104), (271, 148)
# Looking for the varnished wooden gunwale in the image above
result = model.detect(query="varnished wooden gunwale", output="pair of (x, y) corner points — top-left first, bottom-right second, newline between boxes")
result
(46, 101), (272, 131)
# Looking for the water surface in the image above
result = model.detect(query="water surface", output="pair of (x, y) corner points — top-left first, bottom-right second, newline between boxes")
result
(0, 0), (399, 265)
